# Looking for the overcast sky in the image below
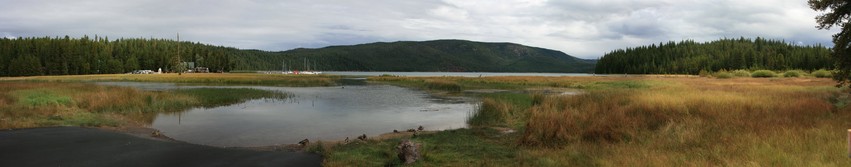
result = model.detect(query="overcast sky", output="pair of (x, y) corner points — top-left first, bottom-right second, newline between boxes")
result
(0, 0), (839, 59)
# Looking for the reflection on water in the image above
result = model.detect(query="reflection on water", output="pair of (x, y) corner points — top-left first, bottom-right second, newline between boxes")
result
(113, 83), (475, 147)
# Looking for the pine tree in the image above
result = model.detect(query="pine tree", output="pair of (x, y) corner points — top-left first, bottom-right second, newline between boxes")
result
(810, 0), (851, 87)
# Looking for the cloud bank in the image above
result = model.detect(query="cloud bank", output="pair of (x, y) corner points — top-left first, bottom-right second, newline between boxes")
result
(0, 0), (838, 59)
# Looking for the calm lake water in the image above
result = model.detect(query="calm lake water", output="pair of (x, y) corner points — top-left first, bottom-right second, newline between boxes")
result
(97, 82), (474, 147)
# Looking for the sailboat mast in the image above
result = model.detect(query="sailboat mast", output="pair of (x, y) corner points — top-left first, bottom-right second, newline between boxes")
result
(177, 33), (181, 74)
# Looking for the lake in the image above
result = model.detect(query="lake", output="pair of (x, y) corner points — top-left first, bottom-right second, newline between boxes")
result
(97, 82), (475, 147)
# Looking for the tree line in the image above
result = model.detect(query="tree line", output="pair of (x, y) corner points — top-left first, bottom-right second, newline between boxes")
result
(0, 36), (596, 76)
(594, 37), (832, 74)
(0, 36), (235, 77)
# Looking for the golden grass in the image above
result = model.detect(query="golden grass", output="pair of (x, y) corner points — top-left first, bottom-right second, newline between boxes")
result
(339, 76), (851, 166)
(517, 77), (849, 166)
(468, 98), (514, 127)
(0, 82), (198, 128)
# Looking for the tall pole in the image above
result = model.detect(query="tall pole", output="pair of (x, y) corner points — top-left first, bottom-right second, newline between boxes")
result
(177, 33), (182, 75)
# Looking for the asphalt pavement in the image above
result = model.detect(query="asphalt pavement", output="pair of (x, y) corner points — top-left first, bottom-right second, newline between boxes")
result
(0, 127), (321, 167)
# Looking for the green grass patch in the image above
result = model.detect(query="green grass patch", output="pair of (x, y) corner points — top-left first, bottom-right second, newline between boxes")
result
(13, 89), (73, 107)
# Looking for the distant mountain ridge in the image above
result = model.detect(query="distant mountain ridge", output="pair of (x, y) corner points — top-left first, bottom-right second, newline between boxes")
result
(0, 36), (595, 77)
(233, 39), (596, 73)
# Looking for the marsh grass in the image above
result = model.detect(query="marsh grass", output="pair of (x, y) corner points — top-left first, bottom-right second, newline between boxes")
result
(175, 88), (292, 108)
(333, 76), (851, 166)
(518, 77), (846, 165)
(468, 98), (513, 127)
(370, 76), (652, 91)
(424, 80), (462, 92)
(0, 82), (291, 128)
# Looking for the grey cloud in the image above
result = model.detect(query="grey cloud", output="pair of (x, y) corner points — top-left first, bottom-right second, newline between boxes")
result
(0, 0), (838, 59)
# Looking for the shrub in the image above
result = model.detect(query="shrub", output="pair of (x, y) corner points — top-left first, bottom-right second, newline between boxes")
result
(731, 70), (751, 77)
(751, 70), (776, 78)
(698, 69), (711, 77)
(714, 69), (732, 79)
(812, 69), (833, 78)
(783, 70), (802, 78)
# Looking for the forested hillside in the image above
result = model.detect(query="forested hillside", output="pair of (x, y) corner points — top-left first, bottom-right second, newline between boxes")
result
(595, 37), (832, 74)
(0, 36), (234, 76)
(0, 37), (594, 77)
(233, 40), (596, 73)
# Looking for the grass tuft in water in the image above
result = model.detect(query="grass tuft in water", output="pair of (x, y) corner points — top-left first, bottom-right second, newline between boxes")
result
(175, 88), (291, 108)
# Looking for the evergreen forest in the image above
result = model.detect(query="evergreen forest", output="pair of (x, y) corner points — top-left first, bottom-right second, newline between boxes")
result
(594, 37), (832, 74)
(0, 37), (595, 77)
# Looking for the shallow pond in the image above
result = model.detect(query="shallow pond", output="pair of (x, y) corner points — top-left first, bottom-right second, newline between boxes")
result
(97, 82), (474, 147)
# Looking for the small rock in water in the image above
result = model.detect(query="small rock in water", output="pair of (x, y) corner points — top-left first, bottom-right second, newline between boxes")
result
(396, 139), (420, 164)
(417, 125), (424, 131)
(393, 129), (399, 133)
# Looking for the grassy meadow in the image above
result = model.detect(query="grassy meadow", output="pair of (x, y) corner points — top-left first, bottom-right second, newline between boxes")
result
(325, 76), (851, 166)
(0, 73), (342, 86)
(0, 81), (289, 129)
(3, 73), (849, 166)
